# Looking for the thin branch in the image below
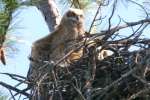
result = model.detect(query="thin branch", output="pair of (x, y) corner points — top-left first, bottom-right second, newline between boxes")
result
(88, 2), (102, 33)
(72, 83), (86, 100)
(0, 73), (26, 83)
(107, 0), (117, 33)
(128, 87), (150, 100)
(8, 89), (15, 100)
(0, 81), (30, 97)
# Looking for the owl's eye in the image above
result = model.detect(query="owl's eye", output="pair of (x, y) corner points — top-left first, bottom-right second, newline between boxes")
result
(79, 15), (83, 18)
(67, 11), (76, 17)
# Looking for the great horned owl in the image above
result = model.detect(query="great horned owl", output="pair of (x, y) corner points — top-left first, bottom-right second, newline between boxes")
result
(27, 8), (85, 83)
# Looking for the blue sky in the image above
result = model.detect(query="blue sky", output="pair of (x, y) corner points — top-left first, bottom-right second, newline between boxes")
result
(0, 0), (149, 98)
(0, 5), (50, 96)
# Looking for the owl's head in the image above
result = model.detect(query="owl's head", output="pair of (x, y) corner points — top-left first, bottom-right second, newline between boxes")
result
(65, 8), (84, 24)
(60, 8), (85, 35)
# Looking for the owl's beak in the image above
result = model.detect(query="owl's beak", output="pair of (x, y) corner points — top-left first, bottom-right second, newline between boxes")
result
(77, 16), (84, 25)
(77, 22), (83, 26)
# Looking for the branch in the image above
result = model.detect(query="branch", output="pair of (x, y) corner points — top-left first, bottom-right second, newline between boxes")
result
(0, 81), (30, 97)
(88, 2), (102, 33)
(38, 0), (61, 31)
(128, 87), (150, 100)
(103, 18), (150, 34)
(0, 73), (26, 82)
(88, 18), (150, 41)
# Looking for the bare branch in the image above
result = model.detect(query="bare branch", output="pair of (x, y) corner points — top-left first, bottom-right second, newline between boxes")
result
(0, 81), (30, 97)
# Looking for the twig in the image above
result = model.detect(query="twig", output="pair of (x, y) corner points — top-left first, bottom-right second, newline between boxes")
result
(128, 87), (150, 100)
(0, 81), (30, 97)
(88, 2), (102, 33)
(72, 83), (86, 100)
(8, 89), (15, 100)
(12, 87), (31, 99)
(0, 73), (26, 80)
(107, 0), (117, 33)
(93, 64), (138, 98)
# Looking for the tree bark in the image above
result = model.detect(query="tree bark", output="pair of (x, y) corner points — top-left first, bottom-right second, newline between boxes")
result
(38, 0), (61, 32)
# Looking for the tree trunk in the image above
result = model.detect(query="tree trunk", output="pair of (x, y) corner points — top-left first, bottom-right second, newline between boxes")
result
(38, 0), (61, 32)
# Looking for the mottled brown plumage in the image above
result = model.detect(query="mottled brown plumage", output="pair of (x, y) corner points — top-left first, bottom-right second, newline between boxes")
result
(27, 8), (85, 85)
(27, 8), (85, 100)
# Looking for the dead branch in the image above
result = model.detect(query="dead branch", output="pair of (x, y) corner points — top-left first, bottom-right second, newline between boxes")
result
(0, 81), (30, 97)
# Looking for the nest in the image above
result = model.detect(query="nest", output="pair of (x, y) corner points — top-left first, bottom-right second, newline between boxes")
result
(0, 35), (150, 100)
(27, 38), (150, 100)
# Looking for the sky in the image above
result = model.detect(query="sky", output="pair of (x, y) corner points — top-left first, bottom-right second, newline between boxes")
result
(0, 5), (50, 97)
(0, 0), (149, 98)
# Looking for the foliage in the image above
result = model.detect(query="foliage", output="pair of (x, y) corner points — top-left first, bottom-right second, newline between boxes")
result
(0, 0), (19, 45)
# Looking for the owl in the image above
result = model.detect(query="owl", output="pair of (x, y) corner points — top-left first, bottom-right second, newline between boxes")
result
(27, 8), (85, 83)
